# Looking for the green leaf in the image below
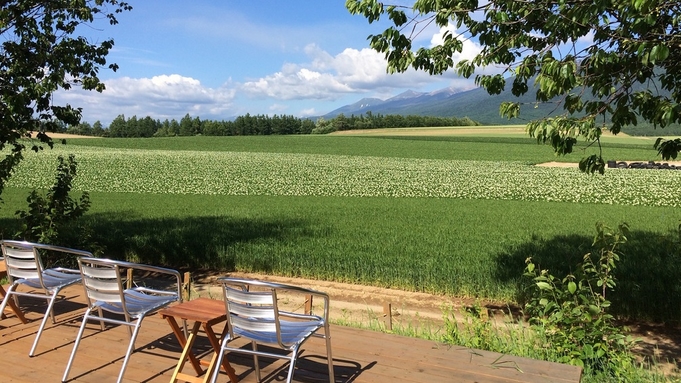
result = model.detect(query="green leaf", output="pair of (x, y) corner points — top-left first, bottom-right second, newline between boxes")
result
(567, 281), (577, 294)
(536, 281), (553, 290)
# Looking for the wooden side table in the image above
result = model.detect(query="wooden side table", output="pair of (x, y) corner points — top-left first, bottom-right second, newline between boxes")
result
(159, 298), (239, 383)
(0, 262), (27, 323)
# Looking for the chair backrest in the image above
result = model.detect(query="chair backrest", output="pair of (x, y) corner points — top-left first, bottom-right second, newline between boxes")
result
(77, 257), (183, 316)
(220, 278), (330, 349)
(223, 281), (279, 334)
(79, 258), (127, 309)
(1, 241), (43, 282)
(1, 240), (92, 289)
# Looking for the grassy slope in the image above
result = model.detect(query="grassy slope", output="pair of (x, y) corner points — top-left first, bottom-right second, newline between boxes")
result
(64, 133), (663, 162)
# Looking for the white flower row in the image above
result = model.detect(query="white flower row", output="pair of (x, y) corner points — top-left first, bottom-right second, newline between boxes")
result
(7, 145), (681, 207)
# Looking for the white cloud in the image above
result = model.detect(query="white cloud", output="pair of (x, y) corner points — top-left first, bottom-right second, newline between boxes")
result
(429, 24), (507, 76)
(430, 25), (483, 63)
(241, 44), (443, 101)
(56, 34), (489, 123)
(268, 103), (288, 113)
(55, 74), (236, 123)
(299, 108), (317, 117)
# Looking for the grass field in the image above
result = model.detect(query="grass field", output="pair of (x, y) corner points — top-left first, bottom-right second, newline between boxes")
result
(2, 127), (680, 322)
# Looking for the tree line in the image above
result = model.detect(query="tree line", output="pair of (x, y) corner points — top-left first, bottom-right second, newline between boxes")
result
(64, 112), (480, 138)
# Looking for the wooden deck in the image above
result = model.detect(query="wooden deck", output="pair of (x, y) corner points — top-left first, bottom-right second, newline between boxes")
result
(1, 285), (582, 383)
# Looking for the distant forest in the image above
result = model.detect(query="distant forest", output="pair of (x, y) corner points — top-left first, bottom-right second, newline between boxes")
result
(62, 113), (480, 138)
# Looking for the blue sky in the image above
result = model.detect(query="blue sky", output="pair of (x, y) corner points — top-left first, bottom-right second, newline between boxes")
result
(57, 1), (484, 125)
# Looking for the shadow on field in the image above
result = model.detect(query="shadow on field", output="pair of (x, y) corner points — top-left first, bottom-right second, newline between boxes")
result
(494, 229), (681, 323)
(0, 217), (21, 240)
(79, 212), (318, 272)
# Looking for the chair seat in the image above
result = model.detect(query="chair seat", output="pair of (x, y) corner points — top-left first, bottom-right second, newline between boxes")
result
(95, 289), (178, 317)
(18, 269), (81, 291)
(233, 319), (324, 347)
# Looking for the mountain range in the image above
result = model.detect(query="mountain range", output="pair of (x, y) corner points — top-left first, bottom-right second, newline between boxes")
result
(322, 81), (568, 125)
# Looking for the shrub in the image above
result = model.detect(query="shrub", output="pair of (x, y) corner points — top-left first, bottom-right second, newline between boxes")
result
(523, 222), (635, 375)
(15, 154), (95, 265)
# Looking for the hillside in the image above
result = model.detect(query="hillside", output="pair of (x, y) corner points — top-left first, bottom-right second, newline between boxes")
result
(323, 78), (681, 136)
(323, 79), (566, 125)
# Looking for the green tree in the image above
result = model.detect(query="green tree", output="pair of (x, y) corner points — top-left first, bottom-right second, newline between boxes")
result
(347, 0), (681, 173)
(92, 120), (105, 136)
(179, 113), (194, 136)
(0, 1), (131, 199)
(108, 114), (127, 137)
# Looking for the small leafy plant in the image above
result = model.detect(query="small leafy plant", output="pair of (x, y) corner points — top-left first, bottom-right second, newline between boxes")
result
(523, 222), (635, 375)
(15, 154), (93, 265)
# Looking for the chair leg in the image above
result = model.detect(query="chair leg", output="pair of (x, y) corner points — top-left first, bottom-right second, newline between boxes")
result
(210, 334), (232, 383)
(324, 326), (335, 383)
(62, 308), (94, 382)
(29, 290), (60, 356)
(285, 346), (300, 383)
(252, 341), (261, 382)
(0, 285), (15, 318)
(97, 307), (105, 330)
(117, 319), (143, 383)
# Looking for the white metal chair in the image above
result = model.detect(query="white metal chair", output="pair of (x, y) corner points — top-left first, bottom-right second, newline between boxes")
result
(210, 278), (334, 383)
(0, 240), (91, 356)
(62, 257), (183, 383)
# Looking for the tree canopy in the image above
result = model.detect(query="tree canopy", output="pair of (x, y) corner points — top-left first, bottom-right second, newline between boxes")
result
(347, 0), (681, 173)
(0, 0), (131, 198)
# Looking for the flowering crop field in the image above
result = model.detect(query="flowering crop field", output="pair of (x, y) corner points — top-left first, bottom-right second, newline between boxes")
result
(7, 144), (681, 207)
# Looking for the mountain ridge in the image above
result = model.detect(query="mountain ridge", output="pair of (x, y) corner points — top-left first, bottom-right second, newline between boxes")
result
(322, 83), (557, 125)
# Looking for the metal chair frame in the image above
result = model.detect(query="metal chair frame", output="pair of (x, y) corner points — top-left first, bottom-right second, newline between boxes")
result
(0, 240), (92, 356)
(62, 257), (183, 383)
(210, 277), (334, 383)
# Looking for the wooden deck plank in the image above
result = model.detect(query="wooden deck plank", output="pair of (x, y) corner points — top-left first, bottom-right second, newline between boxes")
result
(329, 326), (581, 382)
(0, 285), (581, 383)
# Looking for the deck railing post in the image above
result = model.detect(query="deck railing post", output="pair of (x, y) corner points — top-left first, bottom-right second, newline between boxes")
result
(304, 294), (313, 315)
(126, 268), (133, 289)
(383, 302), (393, 331)
(182, 272), (191, 301)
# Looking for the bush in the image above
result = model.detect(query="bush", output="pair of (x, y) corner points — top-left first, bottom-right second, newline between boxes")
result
(522, 222), (635, 375)
(15, 154), (96, 265)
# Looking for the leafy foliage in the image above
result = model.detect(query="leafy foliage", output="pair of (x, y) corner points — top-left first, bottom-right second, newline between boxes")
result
(15, 155), (92, 257)
(0, 0), (130, 201)
(523, 223), (634, 374)
(347, 0), (681, 173)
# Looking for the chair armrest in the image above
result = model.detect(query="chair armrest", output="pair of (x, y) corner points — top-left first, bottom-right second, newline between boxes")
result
(278, 310), (324, 321)
(30, 243), (94, 258)
(49, 267), (81, 274)
(132, 287), (180, 296)
(79, 257), (184, 304)
(276, 285), (330, 320)
(218, 277), (330, 320)
(122, 262), (183, 303)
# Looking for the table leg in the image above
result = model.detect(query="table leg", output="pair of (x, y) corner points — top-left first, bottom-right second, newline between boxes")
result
(0, 284), (28, 324)
(202, 322), (238, 383)
(164, 316), (203, 375)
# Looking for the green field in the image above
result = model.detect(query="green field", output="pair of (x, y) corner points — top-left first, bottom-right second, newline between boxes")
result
(2, 129), (680, 322)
